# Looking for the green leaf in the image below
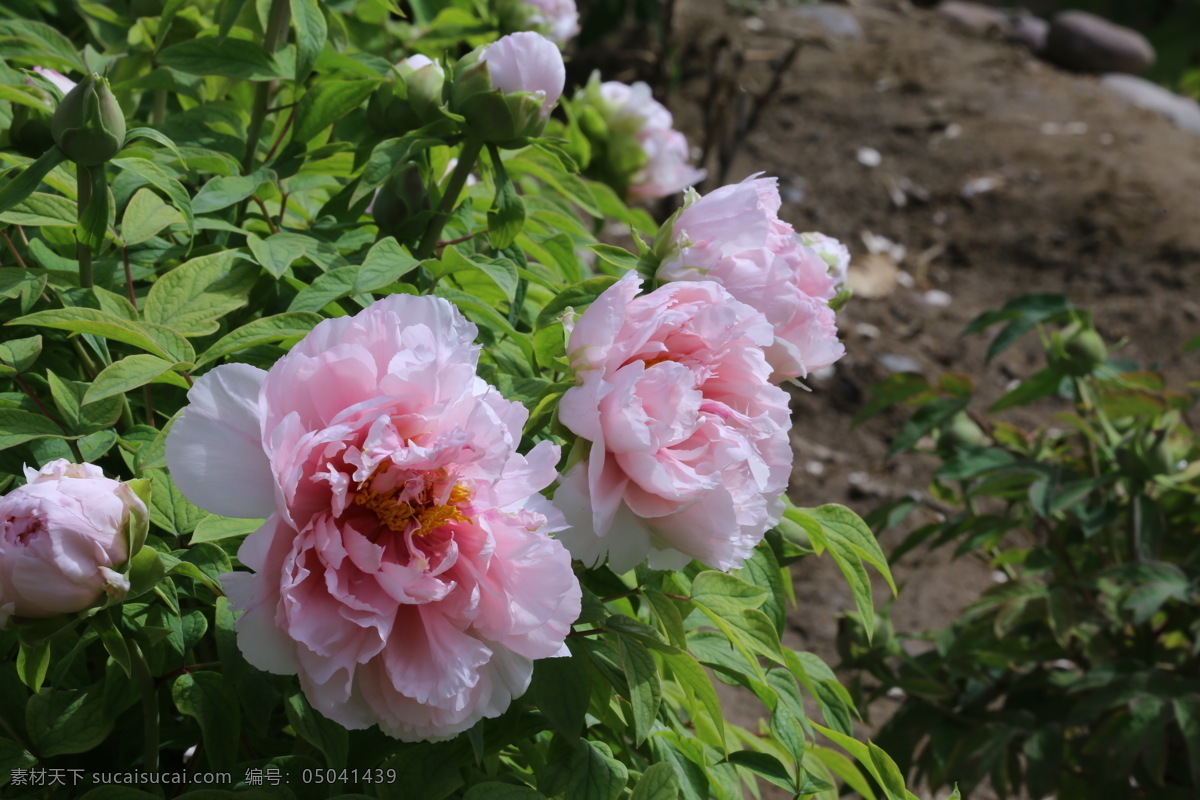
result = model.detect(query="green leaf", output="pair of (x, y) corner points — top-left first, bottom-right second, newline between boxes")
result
(1173, 697), (1200, 787)
(192, 168), (274, 214)
(726, 751), (794, 792)
(536, 276), (619, 328)
(691, 571), (768, 615)
(488, 145), (525, 250)
(0, 738), (37, 788)
(290, 0), (328, 82)
(122, 127), (186, 165)
(540, 739), (629, 800)
(124, 545), (166, 601)
(355, 237), (419, 293)
(588, 244), (641, 272)
(0, 336), (41, 375)
(868, 742), (909, 800)
(144, 250), (256, 337)
(528, 651), (591, 739)
(288, 266), (359, 312)
(9, 307), (194, 362)
(190, 515), (264, 544)
(293, 79), (378, 144)
(0, 146), (67, 217)
(194, 311), (321, 368)
(618, 637), (662, 746)
(159, 37), (284, 80)
(0, 271), (47, 315)
(26, 685), (113, 757)
(0, 191), (75, 227)
(630, 763), (679, 800)
(147, 469), (208, 536)
(90, 611), (132, 677)
(990, 366), (1063, 412)
(247, 231), (308, 277)
(285, 691), (348, 770)
(121, 187), (184, 246)
(173, 672), (240, 771)
(0, 20), (86, 72)
(16, 641), (49, 693)
(84, 354), (181, 404)
(111, 157), (194, 236)
(0, 409), (64, 450)
(853, 372), (930, 426)
(215, 0), (250, 40)
(801, 505), (897, 595)
(888, 395), (969, 458)
(660, 650), (724, 754)
(462, 783), (545, 800)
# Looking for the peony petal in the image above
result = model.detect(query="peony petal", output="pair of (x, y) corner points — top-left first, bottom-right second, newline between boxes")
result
(167, 363), (274, 518)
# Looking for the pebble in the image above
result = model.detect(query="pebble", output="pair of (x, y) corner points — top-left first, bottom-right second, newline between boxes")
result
(923, 289), (953, 307)
(879, 353), (922, 374)
(1009, 12), (1049, 53)
(1100, 73), (1200, 135)
(857, 147), (882, 167)
(792, 3), (863, 40)
(1044, 11), (1154, 75)
(935, 1), (1010, 35)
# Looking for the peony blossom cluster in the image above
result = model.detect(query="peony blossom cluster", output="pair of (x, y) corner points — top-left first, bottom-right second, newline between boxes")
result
(555, 273), (793, 573)
(657, 175), (845, 382)
(0, 460), (144, 627)
(166, 295), (580, 742)
(574, 79), (706, 200)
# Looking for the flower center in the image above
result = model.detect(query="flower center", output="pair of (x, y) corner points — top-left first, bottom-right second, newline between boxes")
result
(353, 466), (471, 535)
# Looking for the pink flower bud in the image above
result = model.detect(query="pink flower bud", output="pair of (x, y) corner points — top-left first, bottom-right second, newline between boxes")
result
(480, 31), (565, 118)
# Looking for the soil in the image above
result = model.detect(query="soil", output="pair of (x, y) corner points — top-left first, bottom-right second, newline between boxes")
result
(581, 1), (1200, 797)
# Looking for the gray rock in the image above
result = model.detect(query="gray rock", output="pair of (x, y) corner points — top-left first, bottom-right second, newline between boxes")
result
(1008, 12), (1049, 53)
(935, 1), (1011, 35)
(792, 3), (863, 40)
(1101, 73), (1200, 135)
(1044, 11), (1154, 75)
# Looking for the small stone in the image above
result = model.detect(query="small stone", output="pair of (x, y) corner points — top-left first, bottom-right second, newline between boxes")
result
(1009, 12), (1049, 53)
(856, 147), (882, 167)
(923, 289), (952, 307)
(792, 3), (863, 40)
(1044, 11), (1154, 75)
(879, 353), (922, 374)
(1101, 73), (1200, 135)
(855, 322), (881, 339)
(935, 1), (1010, 35)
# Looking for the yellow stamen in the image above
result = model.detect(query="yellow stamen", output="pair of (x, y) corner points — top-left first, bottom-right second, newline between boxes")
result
(352, 465), (470, 535)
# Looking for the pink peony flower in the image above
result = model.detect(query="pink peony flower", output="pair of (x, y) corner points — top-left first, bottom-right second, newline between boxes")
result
(590, 80), (706, 199)
(524, 0), (580, 45)
(0, 460), (143, 626)
(480, 31), (565, 118)
(30, 66), (77, 95)
(555, 273), (793, 573)
(657, 175), (845, 381)
(166, 295), (580, 741)
(799, 231), (851, 289)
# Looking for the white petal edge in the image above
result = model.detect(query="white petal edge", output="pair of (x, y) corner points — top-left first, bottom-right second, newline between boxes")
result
(166, 363), (274, 518)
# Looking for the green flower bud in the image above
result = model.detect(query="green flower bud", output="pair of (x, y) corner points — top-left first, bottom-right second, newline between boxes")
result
(367, 56), (446, 137)
(937, 413), (986, 454)
(51, 73), (126, 167)
(449, 33), (564, 147)
(371, 163), (435, 244)
(1062, 328), (1107, 376)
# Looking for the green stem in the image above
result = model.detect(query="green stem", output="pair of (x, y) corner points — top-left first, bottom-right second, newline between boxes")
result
(241, 0), (293, 174)
(130, 640), (159, 776)
(76, 165), (93, 289)
(152, 88), (167, 129)
(416, 138), (484, 260)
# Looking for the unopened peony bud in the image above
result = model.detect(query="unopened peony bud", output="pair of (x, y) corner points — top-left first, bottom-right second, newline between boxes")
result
(367, 55), (446, 136)
(1062, 328), (1106, 375)
(51, 72), (126, 167)
(0, 460), (148, 625)
(451, 32), (564, 144)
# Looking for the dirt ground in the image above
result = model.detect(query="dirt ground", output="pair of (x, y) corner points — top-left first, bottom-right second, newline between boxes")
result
(582, 0), (1200, 796)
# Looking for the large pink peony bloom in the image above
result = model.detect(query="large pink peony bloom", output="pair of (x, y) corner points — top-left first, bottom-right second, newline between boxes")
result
(166, 295), (580, 741)
(555, 273), (793, 573)
(657, 175), (845, 381)
(0, 460), (142, 626)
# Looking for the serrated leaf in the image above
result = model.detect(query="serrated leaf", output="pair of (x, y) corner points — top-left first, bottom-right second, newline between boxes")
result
(121, 187), (184, 246)
(293, 79), (378, 144)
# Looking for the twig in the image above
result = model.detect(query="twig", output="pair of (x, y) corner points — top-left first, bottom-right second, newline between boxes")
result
(264, 105), (297, 164)
(1, 229), (28, 268)
(251, 196), (279, 235)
